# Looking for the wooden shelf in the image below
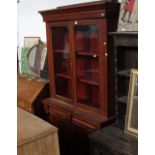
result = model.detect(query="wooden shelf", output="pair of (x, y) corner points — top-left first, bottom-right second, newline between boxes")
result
(56, 72), (71, 79)
(57, 93), (72, 99)
(78, 77), (99, 86)
(117, 96), (138, 104)
(76, 51), (98, 57)
(85, 69), (99, 74)
(117, 70), (131, 77)
(53, 49), (69, 54)
(78, 99), (99, 109)
(117, 96), (128, 104)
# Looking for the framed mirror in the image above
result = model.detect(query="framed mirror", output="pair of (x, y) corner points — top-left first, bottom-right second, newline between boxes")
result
(24, 37), (40, 48)
(125, 69), (138, 137)
(27, 40), (47, 78)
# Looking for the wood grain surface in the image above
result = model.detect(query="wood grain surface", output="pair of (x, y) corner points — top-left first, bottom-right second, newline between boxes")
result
(17, 75), (48, 104)
(17, 108), (60, 155)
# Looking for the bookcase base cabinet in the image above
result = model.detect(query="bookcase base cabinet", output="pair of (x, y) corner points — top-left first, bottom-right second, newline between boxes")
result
(43, 98), (116, 134)
(40, 1), (120, 133)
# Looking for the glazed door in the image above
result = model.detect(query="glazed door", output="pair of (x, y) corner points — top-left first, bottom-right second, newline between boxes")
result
(73, 19), (107, 112)
(48, 22), (73, 103)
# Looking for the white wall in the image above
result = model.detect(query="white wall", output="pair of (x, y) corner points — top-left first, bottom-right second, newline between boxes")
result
(17, 0), (97, 48)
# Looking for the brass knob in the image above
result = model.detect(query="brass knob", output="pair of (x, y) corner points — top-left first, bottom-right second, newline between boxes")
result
(101, 13), (104, 17)
(105, 53), (108, 56)
(93, 55), (97, 58)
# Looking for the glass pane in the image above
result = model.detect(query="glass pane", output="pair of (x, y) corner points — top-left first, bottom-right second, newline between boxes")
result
(76, 56), (99, 85)
(55, 77), (72, 99)
(77, 82), (99, 108)
(53, 53), (71, 76)
(52, 27), (69, 52)
(130, 75), (138, 129)
(130, 96), (138, 129)
(75, 25), (99, 53)
(75, 24), (100, 108)
(51, 26), (72, 99)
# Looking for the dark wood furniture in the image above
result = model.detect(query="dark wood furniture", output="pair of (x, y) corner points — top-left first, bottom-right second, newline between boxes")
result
(88, 32), (138, 155)
(89, 126), (138, 155)
(110, 32), (138, 129)
(39, 0), (120, 134)
(17, 107), (60, 155)
(17, 75), (49, 119)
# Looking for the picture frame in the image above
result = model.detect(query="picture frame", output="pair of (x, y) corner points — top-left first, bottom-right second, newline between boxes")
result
(125, 69), (138, 137)
(24, 36), (40, 48)
(117, 0), (138, 31)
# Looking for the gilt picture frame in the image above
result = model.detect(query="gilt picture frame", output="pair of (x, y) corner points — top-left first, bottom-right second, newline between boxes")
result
(24, 36), (40, 48)
(125, 69), (138, 137)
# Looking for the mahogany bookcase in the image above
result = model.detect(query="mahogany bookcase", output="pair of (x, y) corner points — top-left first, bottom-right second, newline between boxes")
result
(39, 0), (120, 133)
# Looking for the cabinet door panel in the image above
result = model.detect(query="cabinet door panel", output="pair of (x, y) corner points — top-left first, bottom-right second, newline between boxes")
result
(73, 21), (101, 109)
(50, 25), (73, 100)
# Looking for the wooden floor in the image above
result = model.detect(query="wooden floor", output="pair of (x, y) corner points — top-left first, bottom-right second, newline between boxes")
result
(58, 130), (89, 155)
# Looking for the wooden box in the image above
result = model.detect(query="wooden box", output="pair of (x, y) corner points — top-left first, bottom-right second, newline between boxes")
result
(17, 75), (49, 118)
(17, 108), (60, 155)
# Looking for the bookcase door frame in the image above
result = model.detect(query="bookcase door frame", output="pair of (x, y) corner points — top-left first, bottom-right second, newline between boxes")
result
(71, 19), (108, 116)
(47, 22), (74, 104)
